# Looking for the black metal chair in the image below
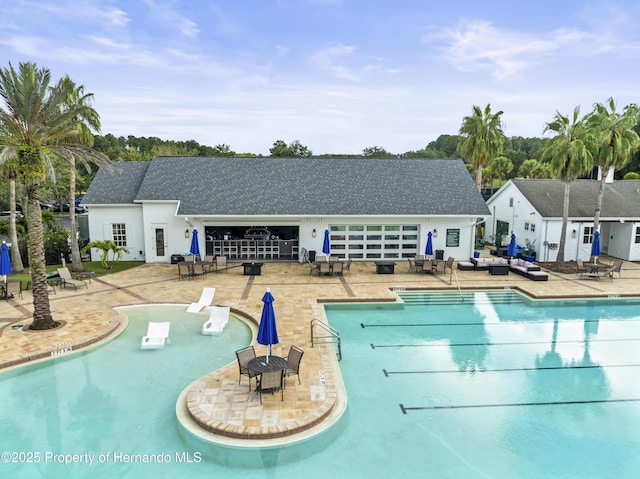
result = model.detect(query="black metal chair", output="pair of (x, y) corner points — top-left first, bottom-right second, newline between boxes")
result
(257, 370), (284, 404)
(235, 346), (258, 389)
(284, 345), (304, 386)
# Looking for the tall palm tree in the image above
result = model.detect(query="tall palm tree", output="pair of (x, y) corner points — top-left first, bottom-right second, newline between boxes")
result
(56, 75), (110, 272)
(458, 104), (506, 191)
(541, 107), (593, 263)
(0, 62), (105, 330)
(586, 98), (640, 233)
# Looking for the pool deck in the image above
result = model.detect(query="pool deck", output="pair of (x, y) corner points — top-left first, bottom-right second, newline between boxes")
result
(1, 258), (639, 445)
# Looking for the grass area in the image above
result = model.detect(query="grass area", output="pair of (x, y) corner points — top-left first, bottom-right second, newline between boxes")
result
(8, 261), (145, 289)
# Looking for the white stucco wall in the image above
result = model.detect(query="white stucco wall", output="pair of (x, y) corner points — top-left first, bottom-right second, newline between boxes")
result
(86, 205), (146, 262)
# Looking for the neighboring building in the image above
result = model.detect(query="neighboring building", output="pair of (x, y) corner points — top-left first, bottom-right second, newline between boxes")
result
(486, 178), (640, 262)
(83, 157), (490, 263)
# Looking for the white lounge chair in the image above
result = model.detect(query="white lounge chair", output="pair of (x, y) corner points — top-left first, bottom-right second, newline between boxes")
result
(140, 321), (171, 349)
(186, 287), (215, 313)
(201, 306), (230, 336)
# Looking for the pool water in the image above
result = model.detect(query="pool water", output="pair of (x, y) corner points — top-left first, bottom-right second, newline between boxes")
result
(2, 292), (640, 478)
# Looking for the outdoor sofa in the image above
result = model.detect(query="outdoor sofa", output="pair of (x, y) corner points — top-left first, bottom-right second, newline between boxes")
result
(509, 258), (548, 281)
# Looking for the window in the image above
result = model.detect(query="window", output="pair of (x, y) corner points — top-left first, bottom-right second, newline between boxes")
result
(509, 197), (514, 207)
(524, 222), (529, 231)
(530, 223), (535, 232)
(112, 223), (127, 246)
(635, 226), (640, 244)
(583, 226), (594, 244)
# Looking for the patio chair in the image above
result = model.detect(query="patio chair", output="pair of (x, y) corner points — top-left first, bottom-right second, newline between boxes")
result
(284, 345), (304, 386)
(445, 256), (454, 272)
(435, 260), (446, 274)
(201, 305), (230, 335)
(576, 259), (587, 279)
(257, 370), (284, 404)
(344, 259), (352, 275)
(4, 280), (22, 299)
(203, 255), (216, 272)
(57, 267), (88, 290)
(610, 259), (623, 278)
(407, 258), (418, 273)
(332, 261), (344, 276)
(319, 262), (331, 276)
(177, 261), (192, 280)
(187, 287), (215, 313)
(236, 346), (258, 388)
(421, 259), (433, 274)
(309, 260), (321, 276)
(192, 261), (207, 279)
(215, 255), (228, 273)
(140, 321), (171, 349)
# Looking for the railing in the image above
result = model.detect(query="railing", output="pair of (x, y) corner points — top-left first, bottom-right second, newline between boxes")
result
(310, 318), (342, 361)
(453, 270), (464, 302)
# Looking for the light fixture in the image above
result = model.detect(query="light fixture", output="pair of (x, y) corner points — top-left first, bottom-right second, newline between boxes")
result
(433, 229), (438, 238)
(312, 229), (316, 238)
(185, 229), (190, 238)
(571, 229), (577, 239)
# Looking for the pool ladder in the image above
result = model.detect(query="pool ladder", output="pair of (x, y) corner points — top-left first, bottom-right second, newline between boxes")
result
(310, 319), (342, 361)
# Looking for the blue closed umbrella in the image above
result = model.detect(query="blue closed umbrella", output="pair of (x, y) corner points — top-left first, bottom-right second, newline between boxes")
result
(257, 289), (279, 363)
(0, 241), (11, 282)
(322, 229), (331, 259)
(189, 229), (200, 259)
(591, 231), (601, 260)
(425, 231), (433, 256)
(507, 233), (517, 258)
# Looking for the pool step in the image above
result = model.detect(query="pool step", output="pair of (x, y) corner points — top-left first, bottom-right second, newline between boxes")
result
(398, 290), (525, 306)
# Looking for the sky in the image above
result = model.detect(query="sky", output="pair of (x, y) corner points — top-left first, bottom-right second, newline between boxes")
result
(1, 0), (638, 156)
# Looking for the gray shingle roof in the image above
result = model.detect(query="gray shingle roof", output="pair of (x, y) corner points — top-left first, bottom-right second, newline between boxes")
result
(84, 162), (150, 205)
(512, 179), (640, 219)
(86, 157), (490, 216)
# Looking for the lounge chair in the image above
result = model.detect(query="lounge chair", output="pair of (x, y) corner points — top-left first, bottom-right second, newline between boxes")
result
(201, 305), (230, 335)
(236, 346), (258, 388)
(57, 267), (88, 290)
(186, 287), (215, 313)
(257, 370), (284, 404)
(140, 321), (171, 349)
(284, 345), (304, 386)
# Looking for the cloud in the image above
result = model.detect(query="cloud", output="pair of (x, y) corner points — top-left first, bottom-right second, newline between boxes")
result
(310, 44), (385, 81)
(426, 19), (587, 80)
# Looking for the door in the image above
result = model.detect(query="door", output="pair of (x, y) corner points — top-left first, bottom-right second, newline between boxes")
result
(496, 220), (510, 248)
(152, 224), (168, 262)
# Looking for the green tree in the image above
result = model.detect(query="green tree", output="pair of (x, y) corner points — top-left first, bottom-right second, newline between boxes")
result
(57, 75), (111, 273)
(82, 240), (129, 268)
(269, 139), (312, 157)
(488, 155), (513, 186)
(518, 159), (538, 178)
(541, 107), (593, 262)
(586, 98), (640, 233)
(458, 104), (506, 191)
(0, 62), (105, 330)
(362, 146), (393, 157)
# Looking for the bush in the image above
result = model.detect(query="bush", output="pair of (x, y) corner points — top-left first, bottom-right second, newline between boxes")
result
(45, 228), (70, 265)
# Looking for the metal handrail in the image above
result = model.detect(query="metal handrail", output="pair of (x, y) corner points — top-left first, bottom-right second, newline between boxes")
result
(311, 318), (342, 361)
(453, 270), (464, 302)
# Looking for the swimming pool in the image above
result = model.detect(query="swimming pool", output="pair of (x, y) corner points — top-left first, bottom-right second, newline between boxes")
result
(2, 292), (640, 478)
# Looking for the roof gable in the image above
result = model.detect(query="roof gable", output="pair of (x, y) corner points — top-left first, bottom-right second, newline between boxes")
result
(87, 157), (490, 216)
(510, 179), (640, 218)
(84, 162), (150, 205)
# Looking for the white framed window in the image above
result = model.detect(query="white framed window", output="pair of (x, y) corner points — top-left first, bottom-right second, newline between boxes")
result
(112, 223), (127, 247)
(524, 222), (529, 231)
(530, 223), (536, 232)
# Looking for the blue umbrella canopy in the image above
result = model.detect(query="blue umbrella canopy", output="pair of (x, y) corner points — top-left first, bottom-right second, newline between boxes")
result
(591, 231), (601, 259)
(425, 231), (433, 256)
(257, 289), (279, 362)
(189, 229), (200, 258)
(507, 233), (517, 257)
(0, 242), (11, 281)
(322, 229), (331, 257)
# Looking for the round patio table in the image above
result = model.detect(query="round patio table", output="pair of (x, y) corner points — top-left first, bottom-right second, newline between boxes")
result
(247, 355), (287, 374)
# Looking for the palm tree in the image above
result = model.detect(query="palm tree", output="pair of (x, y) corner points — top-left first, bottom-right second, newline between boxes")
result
(56, 75), (110, 272)
(458, 104), (506, 191)
(541, 107), (593, 263)
(0, 62), (105, 330)
(586, 98), (640, 233)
